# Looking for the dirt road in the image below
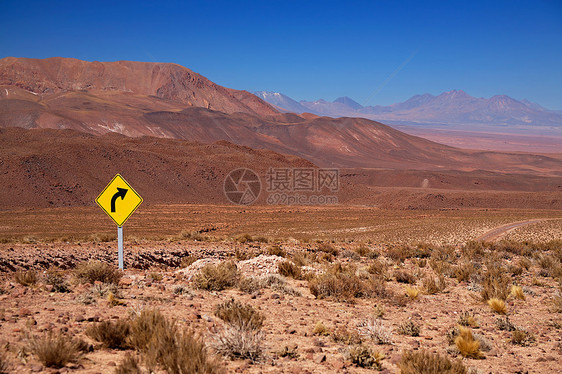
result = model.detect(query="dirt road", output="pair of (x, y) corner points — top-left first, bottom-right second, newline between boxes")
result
(475, 219), (543, 242)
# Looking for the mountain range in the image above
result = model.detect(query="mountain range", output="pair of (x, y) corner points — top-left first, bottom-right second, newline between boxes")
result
(255, 90), (562, 129)
(0, 57), (560, 174)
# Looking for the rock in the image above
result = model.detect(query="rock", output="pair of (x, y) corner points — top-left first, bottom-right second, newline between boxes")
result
(314, 354), (327, 363)
(19, 307), (31, 316)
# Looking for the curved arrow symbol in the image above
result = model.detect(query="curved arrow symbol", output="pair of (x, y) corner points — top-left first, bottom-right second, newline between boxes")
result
(111, 188), (128, 212)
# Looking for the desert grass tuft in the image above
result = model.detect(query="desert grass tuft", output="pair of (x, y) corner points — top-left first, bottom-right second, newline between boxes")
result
(397, 319), (420, 336)
(345, 344), (384, 369)
(423, 275), (447, 294)
(14, 270), (38, 287)
(86, 319), (131, 349)
(357, 318), (393, 344)
(28, 331), (81, 368)
(331, 326), (362, 345)
(457, 311), (479, 328)
(510, 285), (525, 300)
(487, 298), (507, 314)
(193, 261), (238, 291)
(214, 299), (264, 331)
(399, 349), (467, 374)
(277, 260), (301, 279)
(511, 329), (535, 346)
(405, 285), (420, 300)
(74, 260), (122, 285)
(454, 326), (482, 359)
(115, 352), (142, 374)
(312, 322), (330, 336)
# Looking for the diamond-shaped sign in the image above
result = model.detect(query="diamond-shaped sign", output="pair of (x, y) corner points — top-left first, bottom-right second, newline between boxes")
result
(95, 174), (142, 226)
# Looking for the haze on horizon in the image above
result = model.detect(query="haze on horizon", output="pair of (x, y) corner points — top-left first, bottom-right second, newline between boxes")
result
(1, 0), (561, 110)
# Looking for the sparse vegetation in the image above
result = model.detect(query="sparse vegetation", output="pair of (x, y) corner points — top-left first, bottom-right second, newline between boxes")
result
(28, 331), (81, 368)
(399, 349), (467, 374)
(74, 260), (122, 284)
(487, 298), (507, 314)
(277, 260), (301, 279)
(397, 319), (420, 336)
(423, 275), (447, 294)
(457, 311), (479, 328)
(345, 344), (384, 369)
(405, 285), (420, 300)
(357, 317), (393, 344)
(332, 326), (362, 345)
(511, 329), (535, 346)
(312, 322), (330, 336)
(510, 285), (525, 300)
(454, 326), (482, 359)
(43, 267), (70, 292)
(86, 319), (131, 349)
(14, 270), (38, 286)
(215, 299), (264, 331)
(193, 261), (238, 291)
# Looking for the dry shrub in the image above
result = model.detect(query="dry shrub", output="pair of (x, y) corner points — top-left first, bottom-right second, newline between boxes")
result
(367, 259), (387, 277)
(487, 298), (506, 314)
(44, 267), (70, 292)
(128, 309), (223, 372)
(312, 322), (330, 336)
(180, 256), (198, 268)
(357, 318), (393, 344)
(399, 349), (467, 374)
(454, 327), (482, 359)
(405, 286), (420, 300)
(332, 326), (362, 345)
(267, 245), (286, 257)
(277, 260), (301, 279)
(211, 324), (264, 362)
(86, 319), (131, 349)
(317, 242), (339, 256)
(237, 277), (263, 294)
(429, 259), (451, 276)
(193, 261), (238, 291)
(345, 344), (384, 369)
(14, 270), (38, 286)
(115, 352), (143, 374)
(423, 275), (446, 294)
(394, 270), (416, 284)
(160, 329), (224, 374)
(453, 261), (476, 282)
(28, 331), (81, 368)
(215, 299), (264, 331)
(510, 285), (525, 300)
(128, 309), (170, 352)
(397, 319), (420, 336)
(235, 233), (253, 243)
(309, 273), (366, 302)
(355, 244), (372, 257)
(457, 311), (479, 328)
(480, 265), (510, 301)
(495, 316), (516, 331)
(511, 329), (535, 346)
(74, 261), (122, 285)
(212, 300), (265, 362)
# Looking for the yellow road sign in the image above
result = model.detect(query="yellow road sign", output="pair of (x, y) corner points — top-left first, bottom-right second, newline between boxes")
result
(95, 174), (143, 226)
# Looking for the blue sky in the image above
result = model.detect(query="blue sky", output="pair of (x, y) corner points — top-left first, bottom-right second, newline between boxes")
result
(1, 0), (561, 109)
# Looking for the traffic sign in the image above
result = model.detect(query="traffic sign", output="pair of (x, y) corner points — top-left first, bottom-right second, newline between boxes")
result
(95, 174), (143, 227)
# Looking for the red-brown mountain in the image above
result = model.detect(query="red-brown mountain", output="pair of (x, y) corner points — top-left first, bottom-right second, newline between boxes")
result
(1, 57), (560, 176)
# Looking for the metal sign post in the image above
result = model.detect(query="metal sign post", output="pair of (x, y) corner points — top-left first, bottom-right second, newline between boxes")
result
(118, 226), (124, 270)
